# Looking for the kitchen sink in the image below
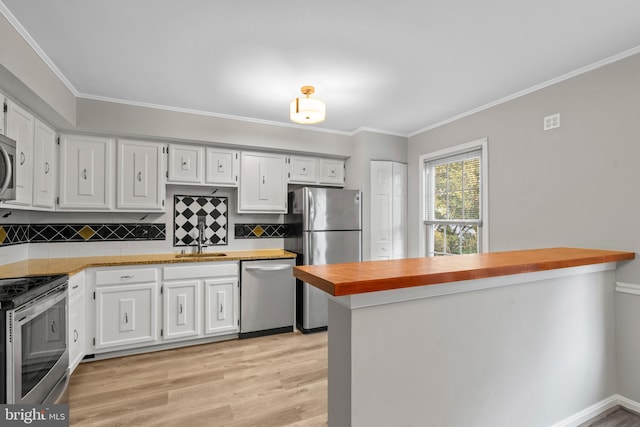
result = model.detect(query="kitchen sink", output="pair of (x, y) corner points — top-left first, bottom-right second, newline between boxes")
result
(175, 252), (227, 258)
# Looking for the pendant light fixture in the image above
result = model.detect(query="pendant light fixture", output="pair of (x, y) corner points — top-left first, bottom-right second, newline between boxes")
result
(290, 85), (326, 124)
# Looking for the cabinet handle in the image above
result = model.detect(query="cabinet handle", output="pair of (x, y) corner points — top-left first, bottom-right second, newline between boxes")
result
(44, 162), (50, 174)
(20, 152), (25, 165)
(120, 275), (134, 280)
(72, 284), (79, 289)
(262, 176), (266, 184)
(182, 160), (187, 166)
(81, 168), (87, 180)
(137, 171), (143, 182)
(302, 167), (306, 172)
(124, 313), (129, 324)
(219, 302), (224, 314)
(179, 303), (183, 314)
(51, 320), (56, 333)
(74, 329), (79, 343)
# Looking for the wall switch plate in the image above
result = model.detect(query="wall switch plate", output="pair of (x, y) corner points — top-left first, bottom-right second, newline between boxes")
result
(543, 113), (560, 130)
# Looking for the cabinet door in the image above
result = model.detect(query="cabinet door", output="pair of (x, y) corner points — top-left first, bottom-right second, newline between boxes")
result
(288, 156), (317, 184)
(117, 140), (165, 210)
(168, 144), (204, 184)
(204, 278), (238, 335)
(238, 151), (287, 213)
(69, 291), (85, 373)
(59, 134), (114, 210)
(319, 158), (345, 186)
(370, 161), (393, 261)
(95, 282), (158, 350)
(32, 119), (56, 209)
(205, 147), (238, 186)
(5, 100), (34, 205)
(163, 281), (200, 341)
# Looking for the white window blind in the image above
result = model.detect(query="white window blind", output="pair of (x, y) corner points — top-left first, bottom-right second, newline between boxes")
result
(424, 148), (482, 256)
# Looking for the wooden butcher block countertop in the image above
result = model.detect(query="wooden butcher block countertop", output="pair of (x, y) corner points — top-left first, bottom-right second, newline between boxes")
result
(0, 249), (296, 279)
(293, 247), (635, 297)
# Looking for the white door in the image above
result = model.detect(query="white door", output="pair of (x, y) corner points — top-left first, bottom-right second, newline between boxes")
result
(392, 162), (407, 259)
(204, 278), (238, 335)
(32, 119), (56, 209)
(69, 291), (85, 372)
(95, 283), (158, 350)
(58, 134), (114, 210)
(370, 161), (393, 260)
(163, 281), (201, 340)
(288, 156), (317, 184)
(117, 140), (165, 210)
(205, 147), (238, 186)
(238, 152), (286, 213)
(168, 144), (204, 184)
(5, 100), (34, 205)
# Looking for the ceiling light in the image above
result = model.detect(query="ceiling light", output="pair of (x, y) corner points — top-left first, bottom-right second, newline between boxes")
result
(290, 86), (326, 125)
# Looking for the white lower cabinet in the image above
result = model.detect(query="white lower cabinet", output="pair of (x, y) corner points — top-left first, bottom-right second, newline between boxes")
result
(87, 262), (239, 355)
(68, 271), (85, 373)
(204, 278), (238, 335)
(162, 280), (201, 341)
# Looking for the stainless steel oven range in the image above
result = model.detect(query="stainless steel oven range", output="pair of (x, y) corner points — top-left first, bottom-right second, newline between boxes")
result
(0, 274), (69, 404)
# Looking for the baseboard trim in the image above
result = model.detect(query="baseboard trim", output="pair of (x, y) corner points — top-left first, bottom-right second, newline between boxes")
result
(551, 395), (640, 427)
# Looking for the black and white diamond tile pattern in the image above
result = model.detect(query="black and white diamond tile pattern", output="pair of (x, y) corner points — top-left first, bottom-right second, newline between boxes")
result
(174, 195), (228, 247)
(234, 224), (289, 239)
(0, 223), (165, 246)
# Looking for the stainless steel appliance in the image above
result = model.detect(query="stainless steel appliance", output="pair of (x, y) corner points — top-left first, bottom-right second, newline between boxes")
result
(285, 187), (362, 333)
(240, 259), (295, 338)
(0, 274), (69, 404)
(0, 134), (17, 201)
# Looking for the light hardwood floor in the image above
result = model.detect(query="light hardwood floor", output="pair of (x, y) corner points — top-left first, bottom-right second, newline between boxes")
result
(69, 331), (328, 426)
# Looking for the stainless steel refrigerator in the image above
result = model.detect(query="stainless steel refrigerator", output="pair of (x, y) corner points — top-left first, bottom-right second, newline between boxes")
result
(285, 187), (362, 333)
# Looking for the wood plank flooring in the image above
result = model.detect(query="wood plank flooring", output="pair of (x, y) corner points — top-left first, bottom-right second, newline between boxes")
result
(580, 406), (640, 427)
(69, 331), (328, 426)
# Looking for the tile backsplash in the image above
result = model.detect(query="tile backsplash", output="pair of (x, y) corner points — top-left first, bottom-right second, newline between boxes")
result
(234, 224), (289, 239)
(0, 223), (166, 246)
(173, 195), (228, 247)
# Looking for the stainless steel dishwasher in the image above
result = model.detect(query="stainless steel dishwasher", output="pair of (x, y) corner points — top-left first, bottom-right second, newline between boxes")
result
(240, 258), (295, 338)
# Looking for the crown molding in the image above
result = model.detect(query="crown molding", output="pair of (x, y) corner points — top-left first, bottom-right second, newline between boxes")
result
(0, 0), (79, 96)
(408, 44), (640, 138)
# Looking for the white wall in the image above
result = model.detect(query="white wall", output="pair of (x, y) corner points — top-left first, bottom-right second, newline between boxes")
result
(407, 52), (640, 402)
(345, 130), (407, 260)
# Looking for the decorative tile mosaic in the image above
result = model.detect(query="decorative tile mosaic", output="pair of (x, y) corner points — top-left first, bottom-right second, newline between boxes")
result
(234, 224), (289, 239)
(0, 223), (165, 246)
(174, 195), (228, 247)
(0, 224), (30, 246)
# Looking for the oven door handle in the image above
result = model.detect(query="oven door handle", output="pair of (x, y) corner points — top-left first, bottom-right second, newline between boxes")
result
(0, 144), (12, 198)
(15, 285), (67, 325)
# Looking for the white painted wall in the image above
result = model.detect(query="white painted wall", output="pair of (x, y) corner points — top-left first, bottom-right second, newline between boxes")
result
(329, 267), (618, 427)
(407, 52), (640, 403)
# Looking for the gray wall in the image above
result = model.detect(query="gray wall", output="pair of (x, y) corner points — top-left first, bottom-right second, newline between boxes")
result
(408, 52), (640, 402)
(345, 130), (407, 260)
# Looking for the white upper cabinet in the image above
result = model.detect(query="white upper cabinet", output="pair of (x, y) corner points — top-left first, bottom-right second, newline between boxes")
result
(319, 158), (345, 186)
(168, 144), (204, 184)
(288, 155), (318, 184)
(58, 134), (115, 210)
(5, 99), (34, 205)
(238, 151), (287, 213)
(205, 147), (239, 186)
(32, 119), (56, 209)
(116, 139), (166, 211)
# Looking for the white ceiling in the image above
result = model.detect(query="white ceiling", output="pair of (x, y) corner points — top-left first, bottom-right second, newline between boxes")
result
(2, 0), (640, 136)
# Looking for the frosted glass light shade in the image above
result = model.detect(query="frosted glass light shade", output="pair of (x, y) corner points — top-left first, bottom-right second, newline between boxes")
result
(290, 96), (326, 124)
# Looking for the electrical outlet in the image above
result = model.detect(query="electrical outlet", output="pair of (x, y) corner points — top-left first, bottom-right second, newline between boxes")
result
(543, 113), (560, 130)
(133, 225), (150, 238)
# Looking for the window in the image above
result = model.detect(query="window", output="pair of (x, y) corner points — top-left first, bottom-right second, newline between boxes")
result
(421, 139), (487, 256)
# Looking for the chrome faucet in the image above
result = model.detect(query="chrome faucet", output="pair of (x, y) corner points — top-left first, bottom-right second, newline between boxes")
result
(197, 215), (206, 254)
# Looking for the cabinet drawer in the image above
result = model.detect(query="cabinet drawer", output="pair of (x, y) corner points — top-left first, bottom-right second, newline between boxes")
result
(95, 268), (158, 286)
(163, 262), (238, 281)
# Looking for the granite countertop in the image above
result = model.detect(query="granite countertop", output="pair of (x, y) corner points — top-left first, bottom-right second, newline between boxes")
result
(0, 249), (297, 279)
(293, 247), (635, 296)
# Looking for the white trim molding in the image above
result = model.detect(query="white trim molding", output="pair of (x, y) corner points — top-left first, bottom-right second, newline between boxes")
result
(551, 395), (640, 427)
(615, 282), (640, 296)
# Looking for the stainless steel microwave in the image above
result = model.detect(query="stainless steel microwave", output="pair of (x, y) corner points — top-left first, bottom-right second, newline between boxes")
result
(0, 133), (16, 201)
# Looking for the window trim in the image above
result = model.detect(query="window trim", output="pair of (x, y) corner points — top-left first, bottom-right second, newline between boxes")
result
(418, 138), (489, 257)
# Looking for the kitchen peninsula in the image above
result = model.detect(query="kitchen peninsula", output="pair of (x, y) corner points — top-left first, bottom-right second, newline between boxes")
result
(293, 248), (635, 427)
